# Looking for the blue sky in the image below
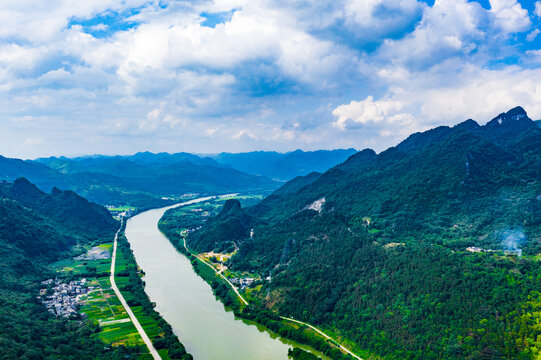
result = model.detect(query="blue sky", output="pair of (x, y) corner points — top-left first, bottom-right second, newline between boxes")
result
(0, 0), (540, 158)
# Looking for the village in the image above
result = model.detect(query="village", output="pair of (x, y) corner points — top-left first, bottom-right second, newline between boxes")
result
(230, 277), (255, 289)
(38, 278), (97, 318)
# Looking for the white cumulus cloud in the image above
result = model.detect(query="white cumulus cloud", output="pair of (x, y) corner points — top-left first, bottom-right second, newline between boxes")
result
(536, 2), (541, 17)
(489, 0), (531, 33)
(332, 96), (413, 130)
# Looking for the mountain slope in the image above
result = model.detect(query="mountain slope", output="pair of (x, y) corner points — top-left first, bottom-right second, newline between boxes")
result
(0, 178), (127, 359)
(187, 107), (541, 359)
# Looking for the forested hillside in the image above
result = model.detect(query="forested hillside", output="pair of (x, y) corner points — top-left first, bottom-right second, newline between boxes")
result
(188, 107), (541, 359)
(0, 178), (130, 359)
(0, 155), (278, 209)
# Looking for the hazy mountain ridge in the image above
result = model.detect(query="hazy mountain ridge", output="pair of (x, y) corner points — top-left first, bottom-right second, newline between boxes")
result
(208, 148), (358, 180)
(1, 154), (280, 209)
(35, 148), (357, 182)
(1, 148), (360, 209)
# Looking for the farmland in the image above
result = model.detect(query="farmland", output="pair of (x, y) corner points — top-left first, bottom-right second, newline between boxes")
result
(53, 232), (190, 359)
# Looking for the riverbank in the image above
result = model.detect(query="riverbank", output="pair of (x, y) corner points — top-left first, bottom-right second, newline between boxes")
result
(158, 197), (363, 360)
(180, 235), (358, 360)
(53, 220), (192, 360)
(125, 199), (318, 360)
(187, 253), (336, 360)
(110, 222), (161, 360)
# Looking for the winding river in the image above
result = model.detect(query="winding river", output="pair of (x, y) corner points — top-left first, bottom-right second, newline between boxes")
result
(124, 199), (307, 360)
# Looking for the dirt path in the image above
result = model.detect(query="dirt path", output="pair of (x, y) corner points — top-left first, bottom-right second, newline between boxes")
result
(179, 199), (360, 359)
(183, 237), (249, 305)
(280, 317), (363, 360)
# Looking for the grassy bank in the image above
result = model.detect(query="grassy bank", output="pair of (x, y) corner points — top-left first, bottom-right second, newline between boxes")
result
(158, 197), (364, 360)
(54, 229), (193, 360)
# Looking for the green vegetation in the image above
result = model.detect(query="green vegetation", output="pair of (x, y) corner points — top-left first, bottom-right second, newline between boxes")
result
(0, 178), (138, 359)
(190, 256), (244, 308)
(0, 152), (279, 210)
(0, 177), (192, 359)
(187, 249), (354, 360)
(177, 108), (541, 359)
(55, 227), (192, 359)
(288, 347), (321, 360)
(115, 232), (192, 359)
(159, 195), (263, 250)
(159, 196), (363, 360)
(57, 243), (145, 349)
(107, 205), (136, 212)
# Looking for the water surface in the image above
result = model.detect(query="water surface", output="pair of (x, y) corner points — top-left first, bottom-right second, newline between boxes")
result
(124, 201), (296, 360)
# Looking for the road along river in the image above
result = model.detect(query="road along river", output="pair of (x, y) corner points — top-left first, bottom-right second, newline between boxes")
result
(124, 199), (322, 360)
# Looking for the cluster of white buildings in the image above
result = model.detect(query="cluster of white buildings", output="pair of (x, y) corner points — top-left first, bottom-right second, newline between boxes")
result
(230, 277), (255, 289)
(39, 278), (96, 317)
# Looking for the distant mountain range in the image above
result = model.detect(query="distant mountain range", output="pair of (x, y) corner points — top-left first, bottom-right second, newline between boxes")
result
(0, 148), (356, 209)
(0, 154), (278, 209)
(188, 106), (541, 359)
(206, 149), (358, 181)
(36, 148), (357, 181)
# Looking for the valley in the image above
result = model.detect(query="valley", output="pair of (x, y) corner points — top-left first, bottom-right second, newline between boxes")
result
(2, 2), (540, 358)
(0, 107), (539, 359)
(123, 198), (331, 360)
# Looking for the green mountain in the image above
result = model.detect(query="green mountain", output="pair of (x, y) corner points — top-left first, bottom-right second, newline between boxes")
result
(191, 199), (254, 253)
(35, 148), (356, 184)
(5, 149), (357, 209)
(0, 178), (127, 359)
(125, 149), (358, 181)
(188, 107), (541, 359)
(1, 155), (279, 209)
(126, 151), (222, 167)
(36, 151), (222, 170)
(209, 148), (358, 181)
(36, 156), (277, 195)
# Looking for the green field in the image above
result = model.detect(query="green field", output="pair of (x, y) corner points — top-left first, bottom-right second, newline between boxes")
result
(52, 238), (190, 359)
(56, 247), (146, 348)
(53, 243), (112, 277)
(107, 205), (137, 212)
(113, 245), (167, 340)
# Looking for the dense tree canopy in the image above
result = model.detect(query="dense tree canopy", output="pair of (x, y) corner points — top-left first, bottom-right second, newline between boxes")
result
(184, 107), (541, 359)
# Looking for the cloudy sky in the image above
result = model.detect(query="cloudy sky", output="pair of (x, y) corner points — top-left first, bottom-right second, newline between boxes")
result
(0, 0), (540, 158)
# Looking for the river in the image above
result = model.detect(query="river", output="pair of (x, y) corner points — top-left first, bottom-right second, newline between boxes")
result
(124, 199), (304, 360)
